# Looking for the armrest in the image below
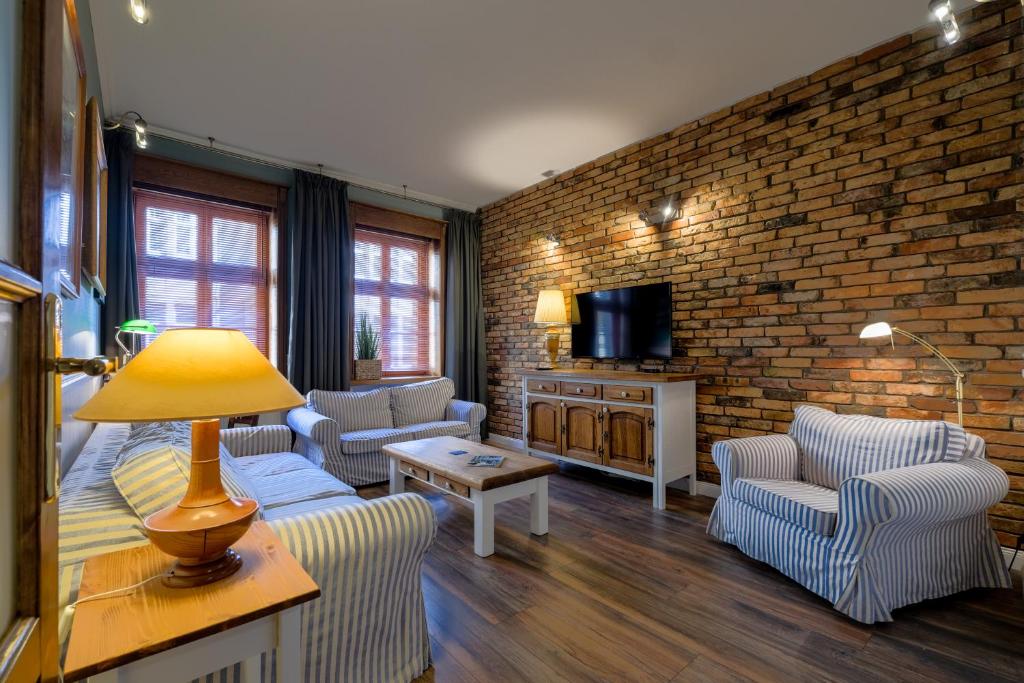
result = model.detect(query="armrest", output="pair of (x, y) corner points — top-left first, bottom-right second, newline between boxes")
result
(842, 458), (1009, 526)
(220, 424), (293, 457)
(712, 434), (801, 497)
(266, 493), (436, 678)
(287, 407), (340, 445)
(446, 399), (486, 430)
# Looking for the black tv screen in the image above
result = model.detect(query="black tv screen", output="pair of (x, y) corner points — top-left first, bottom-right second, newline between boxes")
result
(571, 283), (672, 360)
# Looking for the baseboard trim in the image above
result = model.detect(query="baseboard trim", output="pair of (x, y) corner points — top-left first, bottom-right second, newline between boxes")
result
(486, 434), (524, 450)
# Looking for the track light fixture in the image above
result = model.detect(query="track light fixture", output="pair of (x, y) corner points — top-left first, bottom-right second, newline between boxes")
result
(639, 199), (678, 226)
(104, 111), (149, 149)
(930, 0), (1017, 46)
(129, 0), (149, 25)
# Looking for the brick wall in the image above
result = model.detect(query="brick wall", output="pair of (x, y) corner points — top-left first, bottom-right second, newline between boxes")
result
(479, 0), (1024, 545)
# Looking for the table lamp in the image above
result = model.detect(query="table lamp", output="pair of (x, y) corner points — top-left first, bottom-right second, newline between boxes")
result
(115, 318), (157, 366)
(859, 321), (965, 425)
(74, 328), (304, 587)
(534, 290), (568, 369)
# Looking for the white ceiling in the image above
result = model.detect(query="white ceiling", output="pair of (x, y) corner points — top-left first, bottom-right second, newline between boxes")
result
(89, 0), (942, 209)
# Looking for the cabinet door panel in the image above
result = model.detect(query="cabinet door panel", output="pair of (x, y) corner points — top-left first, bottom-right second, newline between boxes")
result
(603, 406), (654, 475)
(562, 400), (603, 464)
(527, 397), (562, 454)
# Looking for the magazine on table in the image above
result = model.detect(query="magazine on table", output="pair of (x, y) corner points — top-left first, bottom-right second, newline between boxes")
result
(467, 454), (505, 467)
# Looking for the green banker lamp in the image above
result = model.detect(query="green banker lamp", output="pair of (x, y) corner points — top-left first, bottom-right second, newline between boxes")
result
(116, 319), (157, 366)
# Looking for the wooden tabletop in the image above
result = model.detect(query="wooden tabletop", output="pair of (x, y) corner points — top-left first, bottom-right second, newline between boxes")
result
(63, 522), (320, 681)
(516, 368), (704, 383)
(383, 437), (558, 491)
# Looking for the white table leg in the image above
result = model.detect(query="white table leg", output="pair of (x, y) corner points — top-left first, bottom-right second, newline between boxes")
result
(653, 475), (666, 510)
(275, 606), (301, 681)
(530, 476), (549, 536)
(389, 458), (404, 494)
(471, 490), (495, 557)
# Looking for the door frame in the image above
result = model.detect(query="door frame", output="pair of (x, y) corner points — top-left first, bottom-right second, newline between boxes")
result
(0, 0), (69, 680)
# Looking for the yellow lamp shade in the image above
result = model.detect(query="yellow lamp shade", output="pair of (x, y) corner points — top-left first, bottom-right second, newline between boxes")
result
(534, 290), (568, 325)
(74, 328), (304, 422)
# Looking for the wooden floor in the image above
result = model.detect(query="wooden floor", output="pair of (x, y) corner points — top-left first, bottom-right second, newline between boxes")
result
(361, 465), (1024, 683)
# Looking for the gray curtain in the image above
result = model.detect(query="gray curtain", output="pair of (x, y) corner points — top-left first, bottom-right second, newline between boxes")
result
(444, 208), (487, 436)
(287, 170), (353, 394)
(100, 130), (140, 358)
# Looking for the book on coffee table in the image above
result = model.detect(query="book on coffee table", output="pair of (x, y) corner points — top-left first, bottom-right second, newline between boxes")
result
(467, 454), (504, 467)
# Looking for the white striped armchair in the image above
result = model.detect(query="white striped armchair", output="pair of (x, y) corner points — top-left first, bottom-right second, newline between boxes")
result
(288, 377), (486, 486)
(707, 405), (1011, 623)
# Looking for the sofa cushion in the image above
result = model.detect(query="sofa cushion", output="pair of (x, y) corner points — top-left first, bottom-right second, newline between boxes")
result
(390, 378), (454, 427)
(733, 478), (839, 536)
(399, 420), (471, 440)
(788, 404), (967, 490)
(232, 451), (356, 511)
(339, 427), (407, 455)
(111, 423), (262, 519)
(309, 387), (394, 432)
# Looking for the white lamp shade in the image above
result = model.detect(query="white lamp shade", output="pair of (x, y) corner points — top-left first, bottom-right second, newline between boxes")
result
(534, 290), (568, 324)
(859, 322), (893, 339)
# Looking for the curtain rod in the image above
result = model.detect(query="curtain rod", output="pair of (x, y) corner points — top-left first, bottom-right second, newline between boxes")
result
(146, 130), (466, 213)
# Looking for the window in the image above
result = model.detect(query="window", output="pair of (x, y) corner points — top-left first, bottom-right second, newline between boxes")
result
(353, 217), (442, 377)
(134, 189), (271, 356)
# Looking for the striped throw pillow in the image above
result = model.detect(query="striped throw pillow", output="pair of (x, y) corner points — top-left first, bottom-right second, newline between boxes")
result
(788, 404), (967, 490)
(112, 424), (262, 520)
(308, 388), (394, 432)
(390, 378), (455, 427)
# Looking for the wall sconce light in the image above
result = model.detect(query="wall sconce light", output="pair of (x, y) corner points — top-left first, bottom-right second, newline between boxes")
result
(930, 0), (1015, 46)
(546, 233), (560, 246)
(104, 111), (149, 149)
(639, 199), (678, 226)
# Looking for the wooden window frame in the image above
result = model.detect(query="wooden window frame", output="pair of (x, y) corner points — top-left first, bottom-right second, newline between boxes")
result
(350, 202), (446, 382)
(133, 155), (289, 367)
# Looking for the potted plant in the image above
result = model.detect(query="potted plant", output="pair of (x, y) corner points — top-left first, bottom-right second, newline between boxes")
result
(354, 313), (382, 381)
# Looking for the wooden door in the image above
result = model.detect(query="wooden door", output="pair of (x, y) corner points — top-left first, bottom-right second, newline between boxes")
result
(526, 397), (561, 455)
(603, 406), (654, 475)
(0, 1), (79, 680)
(561, 400), (602, 464)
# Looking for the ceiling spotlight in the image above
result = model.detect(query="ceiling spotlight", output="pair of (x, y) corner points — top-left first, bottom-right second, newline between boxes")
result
(104, 110), (150, 149)
(133, 115), (149, 148)
(929, 0), (960, 43)
(129, 0), (149, 24)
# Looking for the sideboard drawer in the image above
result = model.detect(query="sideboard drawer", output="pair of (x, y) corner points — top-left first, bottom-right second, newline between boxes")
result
(604, 384), (653, 404)
(399, 461), (429, 480)
(527, 379), (561, 395)
(561, 381), (601, 399)
(432, 474), (470, 498)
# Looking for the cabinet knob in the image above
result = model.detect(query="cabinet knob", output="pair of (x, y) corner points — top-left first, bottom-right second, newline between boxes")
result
(445, 482), (452, 490)
(620, 391), (627, 397)
(576, 387), (582, 393)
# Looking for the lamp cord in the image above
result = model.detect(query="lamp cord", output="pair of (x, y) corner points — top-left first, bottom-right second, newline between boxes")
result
(68, 573), (165, 609)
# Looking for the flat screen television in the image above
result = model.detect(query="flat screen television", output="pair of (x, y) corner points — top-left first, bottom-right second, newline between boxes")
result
(571, 283), (672, 360)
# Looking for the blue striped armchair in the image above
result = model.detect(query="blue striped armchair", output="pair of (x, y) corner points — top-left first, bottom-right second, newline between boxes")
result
(707, 405), (1011, 623)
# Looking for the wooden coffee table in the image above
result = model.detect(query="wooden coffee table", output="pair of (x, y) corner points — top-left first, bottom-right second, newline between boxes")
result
(384, 436), (558, 557)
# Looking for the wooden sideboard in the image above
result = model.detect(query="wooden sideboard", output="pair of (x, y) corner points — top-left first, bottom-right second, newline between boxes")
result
(518, 369), (702, 509)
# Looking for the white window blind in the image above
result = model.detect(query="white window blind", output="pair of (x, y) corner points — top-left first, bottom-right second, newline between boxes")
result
(353, 227), (439, 376)
(134, 188), (271, 356)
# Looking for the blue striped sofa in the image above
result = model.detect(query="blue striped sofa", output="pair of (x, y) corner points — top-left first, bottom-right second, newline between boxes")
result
(288, 377), (487, 486)
(59, 422), (437, 682)
(707, 405), (1011, 624)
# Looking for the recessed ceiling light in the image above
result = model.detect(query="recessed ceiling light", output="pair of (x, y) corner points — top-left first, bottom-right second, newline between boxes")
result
(129, 0), (149, 25)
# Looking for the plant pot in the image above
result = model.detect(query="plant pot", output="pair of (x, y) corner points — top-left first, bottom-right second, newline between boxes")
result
(355, 359), (382, 381)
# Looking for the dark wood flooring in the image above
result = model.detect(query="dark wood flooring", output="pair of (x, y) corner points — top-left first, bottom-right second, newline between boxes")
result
(361, 464), (1024, 683)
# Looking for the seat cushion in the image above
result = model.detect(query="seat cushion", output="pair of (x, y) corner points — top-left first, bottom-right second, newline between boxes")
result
(399, 420), (471, 440)
(339, 427), (407, 455)
(308, 387), (393, 432)
(232, 452), (356, 511)
(733, 478), (839, 536)
(111, 423), (262, 519)
(389, 378), (454, 427)
(788, 404), (967, 490)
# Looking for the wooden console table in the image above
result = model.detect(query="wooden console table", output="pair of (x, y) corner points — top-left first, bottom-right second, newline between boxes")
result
(63, 522), (320, 683)
(518, 368), (703, 509)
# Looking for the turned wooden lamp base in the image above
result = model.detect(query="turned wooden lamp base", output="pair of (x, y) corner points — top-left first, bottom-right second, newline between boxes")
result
(539, 327), (561, 370)
(144, 418), (258, 589)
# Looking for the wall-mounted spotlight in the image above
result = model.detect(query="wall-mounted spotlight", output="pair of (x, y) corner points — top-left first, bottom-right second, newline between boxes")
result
(639, 199), (678, 226)
(129, 0), (149, 25)
(546, 233), (561, 246)
(929, 0), (960, 44)
(104, 111), (149, 149)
